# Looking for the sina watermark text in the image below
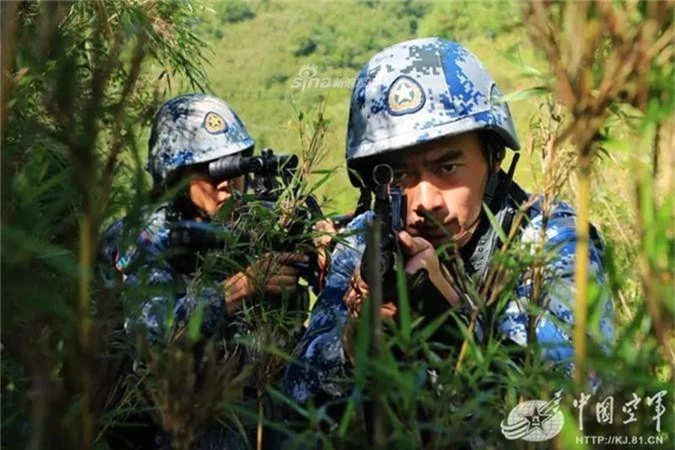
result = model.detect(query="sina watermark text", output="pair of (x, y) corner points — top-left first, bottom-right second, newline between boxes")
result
(290, 65), (354, 91)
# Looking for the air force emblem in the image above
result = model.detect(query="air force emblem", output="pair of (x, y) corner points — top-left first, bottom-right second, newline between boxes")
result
(203, 111), (228, 134)
(501, 390), (564, 442)
(386, 75), (426, 116)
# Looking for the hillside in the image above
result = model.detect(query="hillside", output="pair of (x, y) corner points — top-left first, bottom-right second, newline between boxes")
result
(183, 0), (544, 212)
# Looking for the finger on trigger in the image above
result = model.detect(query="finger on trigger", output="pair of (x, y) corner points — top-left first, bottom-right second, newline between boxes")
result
(397, 231), (416, 256)
(268, 275), (299, 288)
(399, 231), (432, 256)
(277, 252), (309, 264)
(278, 264), (300, 276)
(381, 302), (398, 319)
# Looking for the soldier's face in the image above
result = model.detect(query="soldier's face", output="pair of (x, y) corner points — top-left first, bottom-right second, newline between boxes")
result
(189, 174), (245, 218)
(390, 132), (495, 248)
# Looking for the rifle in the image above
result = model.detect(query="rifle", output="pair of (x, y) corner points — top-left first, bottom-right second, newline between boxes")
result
(357, 163), (463, 329)
(359, 164), (407, 301)
(167, 148), (326, 294)
(208, 147), (298, 200)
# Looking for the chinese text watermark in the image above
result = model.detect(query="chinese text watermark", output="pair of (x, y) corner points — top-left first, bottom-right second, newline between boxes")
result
(501, 390), (669, 443)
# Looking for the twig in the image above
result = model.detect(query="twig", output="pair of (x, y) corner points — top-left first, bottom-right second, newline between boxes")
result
(0, 1), (20, 141)
(365, 221), (386, 447)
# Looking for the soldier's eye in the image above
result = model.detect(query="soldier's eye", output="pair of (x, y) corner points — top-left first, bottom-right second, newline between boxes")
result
(392, 171), (410, 186)
(438, 164), (458, 175)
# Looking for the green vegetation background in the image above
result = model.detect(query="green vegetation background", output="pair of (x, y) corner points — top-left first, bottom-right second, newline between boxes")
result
(162, 0), (538, 212)
(3, 1), (671, 449)
(158, 0), (644, 317)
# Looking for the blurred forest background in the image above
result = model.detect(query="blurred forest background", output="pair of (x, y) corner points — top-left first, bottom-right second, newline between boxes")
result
(1, 1), (673, 449)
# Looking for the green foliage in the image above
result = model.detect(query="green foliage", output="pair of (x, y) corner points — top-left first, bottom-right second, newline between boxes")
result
(289, 3), (421, 70)
(2, 1), (673, 449)
(2, 1), (209, 448)
(215, 0), (256, 24)
(419, 0), (522, 41)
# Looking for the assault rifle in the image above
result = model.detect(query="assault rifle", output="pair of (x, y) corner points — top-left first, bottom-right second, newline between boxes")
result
(167, 148), (326, 294)
(357, 164), (457, 317)
(359, 164), (407, 301)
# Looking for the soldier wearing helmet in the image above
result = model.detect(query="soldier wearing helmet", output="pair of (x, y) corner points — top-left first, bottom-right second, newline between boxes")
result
(284, 38), (614, 407)
(99, 94), (309, 449)
(105, 93), (308, 340)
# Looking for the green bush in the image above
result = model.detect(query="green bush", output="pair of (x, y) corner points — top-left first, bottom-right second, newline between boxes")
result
(419, 0), (522, 41)
(1, 1), (209, 448)
(215, 0), (256, 24)
(293, 36), (317, 57)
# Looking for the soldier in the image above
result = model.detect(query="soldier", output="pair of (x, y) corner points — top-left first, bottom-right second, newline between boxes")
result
(109, 93), (309, 340)
(101, 93), (317, 449)
(284, 38), (614, 410)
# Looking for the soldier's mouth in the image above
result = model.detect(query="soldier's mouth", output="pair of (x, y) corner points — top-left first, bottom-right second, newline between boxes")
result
(409, 225), (454, 241)
(217, 196), (233, 206)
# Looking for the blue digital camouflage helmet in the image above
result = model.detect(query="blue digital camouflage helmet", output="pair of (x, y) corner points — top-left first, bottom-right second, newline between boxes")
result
(147, 93), (255, 187)
(346, 37), (520, 186)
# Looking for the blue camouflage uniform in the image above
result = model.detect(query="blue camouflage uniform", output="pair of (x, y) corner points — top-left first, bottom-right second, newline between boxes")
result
(101, 206), (229, 342)
(98, 94), (263, 450)
(283, 201), (615, 403)
(283, 37), (615, 404)
(101, 93), (256, 341)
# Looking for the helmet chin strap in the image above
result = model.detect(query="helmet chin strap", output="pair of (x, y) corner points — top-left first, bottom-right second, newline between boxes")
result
(484, 152), (520, 211)
(452, 152), (521, 247)
(449, 211), (482, 245)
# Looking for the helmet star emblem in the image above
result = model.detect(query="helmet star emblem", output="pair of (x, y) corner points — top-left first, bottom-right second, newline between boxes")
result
(386, 75), (425, 116)
(203, 111), (228, 134)
(393, 81), (415, 105)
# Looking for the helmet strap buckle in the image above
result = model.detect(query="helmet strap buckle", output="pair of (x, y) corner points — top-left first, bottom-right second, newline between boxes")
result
(484, 152), (520, 210)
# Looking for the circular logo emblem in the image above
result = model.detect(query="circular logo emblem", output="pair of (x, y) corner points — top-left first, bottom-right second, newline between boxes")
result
(386, 75), (426, 116)
(501, 395), (565, 442)
(203, 111), (228, 134)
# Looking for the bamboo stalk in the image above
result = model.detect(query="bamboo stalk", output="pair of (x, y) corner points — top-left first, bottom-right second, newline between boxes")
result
(0, 0), (19, 142)
(365, 220), (386, 447)
(573, 154), (591, 388)
(257, 391), (263, 450)
(78, 212), (94, 449)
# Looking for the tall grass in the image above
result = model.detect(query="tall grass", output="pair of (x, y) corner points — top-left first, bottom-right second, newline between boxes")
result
(2, 1), (208, 448)
(523, 0), (674, 384)
(2, 1), (673, 450)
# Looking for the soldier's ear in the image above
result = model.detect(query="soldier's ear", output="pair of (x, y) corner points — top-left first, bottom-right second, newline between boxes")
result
(480, 131), (506, 173)
(493, 146), (506, 173)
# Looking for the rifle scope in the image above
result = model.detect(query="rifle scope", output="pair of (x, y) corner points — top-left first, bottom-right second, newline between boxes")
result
(208, 150), (298, 183)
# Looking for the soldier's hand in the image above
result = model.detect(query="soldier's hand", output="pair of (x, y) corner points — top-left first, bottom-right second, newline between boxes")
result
(224, 252), (308, 313)
(342, 267), (398, 320)
(397, 231), (459, 308)
(312, 218), (336, 273)
(342, 266), (397, 365)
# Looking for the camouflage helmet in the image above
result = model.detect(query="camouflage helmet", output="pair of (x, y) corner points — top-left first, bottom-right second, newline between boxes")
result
(147, 93), (255, 187)
(346, 37), (519, 185)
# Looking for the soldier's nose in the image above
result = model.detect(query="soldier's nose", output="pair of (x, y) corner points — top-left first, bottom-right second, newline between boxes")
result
(415, 179), (444, 214)
(216, 179), (231, 191)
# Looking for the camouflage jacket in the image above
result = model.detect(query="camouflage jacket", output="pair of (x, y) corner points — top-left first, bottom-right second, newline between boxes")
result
(283, 195), (615, 403)
(99, 204), (228, 342)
